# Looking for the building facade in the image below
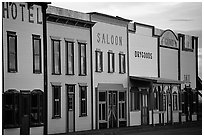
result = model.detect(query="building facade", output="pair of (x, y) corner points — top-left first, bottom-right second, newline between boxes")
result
(2, 2), (47, 135)
(2, 3), (200, 135)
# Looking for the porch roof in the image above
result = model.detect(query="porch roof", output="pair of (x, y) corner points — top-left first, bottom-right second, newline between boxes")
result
(97, 83), (125, 91)
(130, 76), (184, 84)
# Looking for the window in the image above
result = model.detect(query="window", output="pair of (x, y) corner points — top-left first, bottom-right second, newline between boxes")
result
(184, 75), (190, 83)
(66, 41), (74, 75)
(162, 94), (166, 111)
(66, 85), (75, 111)
(52, 85), (61, 118)
(131, 88), (140, 111)
(79, 86), (87, 116)
(79, 43), (86, 75)
(52, 39), (61, 74)
(30, 90), (43, 126)
(119, 53), (126, 74)
(119, 92), (126, 119)
(108, 51), (114, 73)
(3, 90), (20, 128)
(153, 87), (159, 110)
(173, 92), (178, 111)
(33, 35), (42, 73)
(192, 92), (197, 113)
(7, 31), (17, 72)
(99, 92), (106, 121)
(95, 50), (103, 72)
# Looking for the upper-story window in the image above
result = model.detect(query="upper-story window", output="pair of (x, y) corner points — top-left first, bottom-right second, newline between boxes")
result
(52, 39), (61, 75)
(119, 53), (126, 74)
(79, 43), (87, 76)
(179, 34), (194, 52)
(7, 31), (17, 72)
(66, 41), (74, 75)
(95, 50), (103, 72)
(108, 51), (115, 73)
(33, 35), (42, 74)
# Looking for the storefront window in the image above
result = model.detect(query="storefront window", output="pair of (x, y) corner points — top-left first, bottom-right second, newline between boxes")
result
(153, 87), (159, 110)
(173, 92), (178, 111)
(99, 92), (106, 121)
(131, 88), (140, 111)
(30, 90), (43, 126)
(3, 90), (20, 128)
(66, 41), (74, 75)
(7, 31), (17, 72)
(119, 92), (126, 119)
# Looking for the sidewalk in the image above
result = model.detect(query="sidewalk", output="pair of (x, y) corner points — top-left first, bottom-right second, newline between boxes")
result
(55, 120), (202, 135)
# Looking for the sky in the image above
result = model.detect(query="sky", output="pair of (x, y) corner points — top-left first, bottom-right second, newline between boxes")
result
(51, 1), (202, 78)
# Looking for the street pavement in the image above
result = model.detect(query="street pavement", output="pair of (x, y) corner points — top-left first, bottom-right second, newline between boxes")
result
(56, 121), (202, 135)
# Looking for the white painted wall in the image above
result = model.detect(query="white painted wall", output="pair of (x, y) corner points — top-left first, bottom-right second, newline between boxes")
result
(129, 27), (158, 77)
(130, 111), (141, 126)
(160, 48), (178, 80)
(181, 51), (196, 89)
(30, 127), (44, 135)
(91, 18), (128, 129)
(4, 128), (20, 135)
(3, 2), (44, 92)
(47, 22), (92, 134)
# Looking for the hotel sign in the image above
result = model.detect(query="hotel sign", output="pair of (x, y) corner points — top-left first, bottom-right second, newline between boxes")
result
(160, 30), (178, 49)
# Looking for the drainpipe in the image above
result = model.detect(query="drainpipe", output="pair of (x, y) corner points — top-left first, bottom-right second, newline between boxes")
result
(42, 3), (48, 135)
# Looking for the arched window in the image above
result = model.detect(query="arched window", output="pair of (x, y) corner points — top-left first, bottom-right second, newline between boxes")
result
(30, 90), (43, 126)
(153, 86), (159, 110)
(173, 91), (178, 111)
(3, 89), (20, 128)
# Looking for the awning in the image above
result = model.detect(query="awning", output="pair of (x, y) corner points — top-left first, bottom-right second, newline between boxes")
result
(130, 76), (184, 84)
(97, 83), (125, 91)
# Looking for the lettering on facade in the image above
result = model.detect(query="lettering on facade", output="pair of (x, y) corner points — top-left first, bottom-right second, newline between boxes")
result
(97, 33), (122, 46)
(2, 2), (42, 24)
(160, 30), (178, 48)
(135, 51), (152, 59)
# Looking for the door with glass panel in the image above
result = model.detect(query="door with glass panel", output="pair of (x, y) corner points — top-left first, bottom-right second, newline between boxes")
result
(20, 91), (30, 135)
(67, 85), (75, 133)
(141, 88), (148, 125)
(108, 91), (117, 128)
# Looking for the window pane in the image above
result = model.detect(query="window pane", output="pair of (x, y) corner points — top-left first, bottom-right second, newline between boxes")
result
(53, 40), (60, 74)
(119, 92), (125, 101)
(9, 36), (16, 53)
(99, 92), (106, 102)
(34, 39), (40, 55)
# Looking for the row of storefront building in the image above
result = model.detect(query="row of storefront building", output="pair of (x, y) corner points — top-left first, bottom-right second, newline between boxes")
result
(2, 2), (201, 135)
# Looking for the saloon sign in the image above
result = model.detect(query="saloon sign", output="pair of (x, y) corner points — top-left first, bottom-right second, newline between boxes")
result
(160, 30), (178, 48)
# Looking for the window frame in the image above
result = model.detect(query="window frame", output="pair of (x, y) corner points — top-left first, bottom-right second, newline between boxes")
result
(79, 86), (87, 117)
(3, 89), (20, 128)
(32, 35), (42, 74)
(108, 51), (115, 73)
(130, 88), (140, 111)
(51, 39), (61, 75)
(95, 50), (103, 72)
(173, 92), (178, 111)
(79, 43), (87, 76)
(119, 53), (126, 74)
(66, 41), (75, 75)
(7, 31), (18, 73)
(30, 90), (44, 127)
(52, 85), (61, 119)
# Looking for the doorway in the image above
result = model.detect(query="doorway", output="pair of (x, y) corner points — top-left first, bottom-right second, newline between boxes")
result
(20, 91), (30, 135)
(108, 91), (117, 128)
(66, 85), (75, 133)
(141, 91), (148, 125)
